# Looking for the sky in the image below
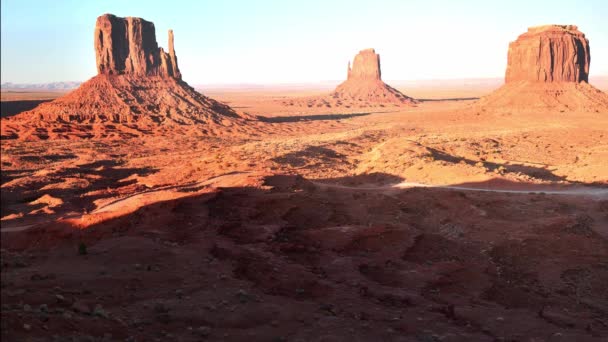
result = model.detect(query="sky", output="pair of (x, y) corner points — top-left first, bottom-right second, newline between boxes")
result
(1, 0), (607, 84)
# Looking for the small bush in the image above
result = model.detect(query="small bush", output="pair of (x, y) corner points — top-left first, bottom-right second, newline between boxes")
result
(78, 242), (88, 255)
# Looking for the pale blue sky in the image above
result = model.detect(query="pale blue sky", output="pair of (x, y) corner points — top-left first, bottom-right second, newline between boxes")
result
(1, 0), (607, 84)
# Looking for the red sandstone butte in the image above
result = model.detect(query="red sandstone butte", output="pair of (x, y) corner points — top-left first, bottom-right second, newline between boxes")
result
(280, 48), (416, 109)
(347, 48), (382, 81)
(94, 14), (181, 79)
(505, 25), (590, 83)
(475, 25), (608, 112)
(332, 49), (416, 105)
(0, 14), (248, 140)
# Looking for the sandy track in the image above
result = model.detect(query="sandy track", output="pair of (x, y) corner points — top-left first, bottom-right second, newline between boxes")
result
(313, 181), (608, 198)
(3, 175), (606, 234)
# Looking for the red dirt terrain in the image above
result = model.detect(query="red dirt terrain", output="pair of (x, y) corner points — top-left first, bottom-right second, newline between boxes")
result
(0, 75), (259, 140)
(2, 19), (608, 342)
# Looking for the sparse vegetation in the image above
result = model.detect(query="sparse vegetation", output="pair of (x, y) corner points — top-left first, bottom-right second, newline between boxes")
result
(78, 242), (87, 255)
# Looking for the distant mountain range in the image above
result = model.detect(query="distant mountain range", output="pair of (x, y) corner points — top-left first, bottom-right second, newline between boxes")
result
(2, 76), (607, 92)
(1, 82), (82, 90)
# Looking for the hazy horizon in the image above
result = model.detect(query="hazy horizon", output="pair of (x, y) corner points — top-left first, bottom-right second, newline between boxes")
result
(2, 0), (607, 84)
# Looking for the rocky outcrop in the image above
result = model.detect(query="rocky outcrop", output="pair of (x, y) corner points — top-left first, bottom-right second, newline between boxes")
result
(347, 48), (381, 81)
(332, 49), (415, 105)
(474, 25), (608, 113)
(280, 48), (416, 109)
(94, 14), (181, 79)
(1, 13), (250, 140)
(505, 25), (589, 83)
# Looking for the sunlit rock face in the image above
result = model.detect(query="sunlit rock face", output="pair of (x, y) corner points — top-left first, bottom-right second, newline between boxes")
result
(94, 14), (181, 79)
(505, 25), (590, 83)
(1, 13), (248, 141)
(473, 25), (608, 113)
(347, 48), (381, 81)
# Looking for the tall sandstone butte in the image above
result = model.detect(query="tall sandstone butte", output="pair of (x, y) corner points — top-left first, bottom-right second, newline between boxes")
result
(94, 14), (181, 78)
(281, 48), (416, 109)
(505, 25), (590, 83)
(332, 48), (415, 105)
(1, 14), (249, 140)
(347, 48), (382, 81)
(475, 25), (608, 112)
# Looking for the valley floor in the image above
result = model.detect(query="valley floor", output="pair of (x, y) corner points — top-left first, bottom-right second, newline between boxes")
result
(1, 89), (608, 341)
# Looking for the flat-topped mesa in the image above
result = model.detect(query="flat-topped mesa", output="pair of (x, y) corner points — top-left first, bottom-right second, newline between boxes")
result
(347, 48), (381, 81)
(505, 25), (589, 83)
(94, 14), (181, 79)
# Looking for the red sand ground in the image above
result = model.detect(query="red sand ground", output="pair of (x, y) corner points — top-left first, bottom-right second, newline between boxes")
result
(1, 82), (608, 341)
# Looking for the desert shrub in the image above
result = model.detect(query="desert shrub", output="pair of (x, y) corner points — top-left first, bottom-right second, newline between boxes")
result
(78, 242), (88, 255)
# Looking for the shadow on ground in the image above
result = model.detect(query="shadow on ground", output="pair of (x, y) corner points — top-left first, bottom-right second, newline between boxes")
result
(1, 100), (53, 118)
(0, 159), (159, 223)
(2, 172), (607, 341)
(427, 146), (574, 183)
(271, 146), (348, 168)
(258, 112), (371, 123)
(417, 97), (479, 102)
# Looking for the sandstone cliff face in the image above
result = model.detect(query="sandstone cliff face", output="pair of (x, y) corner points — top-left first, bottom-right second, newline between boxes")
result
(347, 48), (381, 81)
(94, 14), (181, 79)
(505, 25), (589, 83)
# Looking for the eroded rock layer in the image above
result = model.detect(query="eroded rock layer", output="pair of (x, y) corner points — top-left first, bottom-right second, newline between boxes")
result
(474, 81), (608, 113)
(0, 74), (255, 140)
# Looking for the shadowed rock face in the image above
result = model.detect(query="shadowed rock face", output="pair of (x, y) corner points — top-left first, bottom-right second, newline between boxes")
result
(505, 25), (590, 83)
(347, 48), (381, 81)
(94, 14), (181, 79)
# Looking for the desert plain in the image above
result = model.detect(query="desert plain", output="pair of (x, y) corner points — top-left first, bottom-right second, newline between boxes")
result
(1, 15), (608, 342)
